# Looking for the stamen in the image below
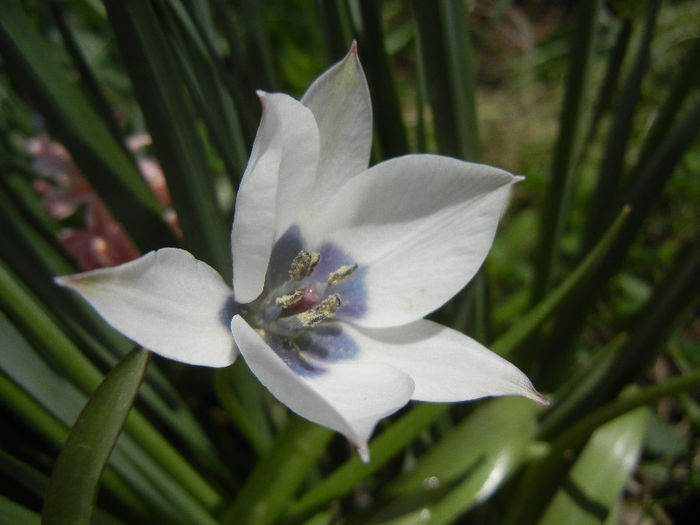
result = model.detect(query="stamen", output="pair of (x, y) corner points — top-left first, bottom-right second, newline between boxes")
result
(275, 290), (304, 309)
(327, 263), (358, 286)
(297, 294), (342, 327)
(289, 250), (320, 281)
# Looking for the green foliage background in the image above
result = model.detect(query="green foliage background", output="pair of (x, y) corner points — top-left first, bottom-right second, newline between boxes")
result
(0, 1), (698, 524)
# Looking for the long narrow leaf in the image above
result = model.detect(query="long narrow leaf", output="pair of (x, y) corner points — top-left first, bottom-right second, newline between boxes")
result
(413, 0), (480, 160)
(536, 407), (647, 525)
(0, 259), (223, 510)
(221, 415), (332, 525)
(42, 347), (150, 525)
(583, 0), (661, 250)
(0, 1), (175, 252)
(0, 495), (40, 525)
(160, 0), (248, 186)
(504, 371), (700, 525)
(103, 0), (230, 277)
(378, 398), (539, 525)
(542, 96), (700, 364)
(532, 0), (602, 301)
(350, 0), (410, 159)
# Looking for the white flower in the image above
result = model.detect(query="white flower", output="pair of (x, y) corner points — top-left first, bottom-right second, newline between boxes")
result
(56, 43), (545, 462)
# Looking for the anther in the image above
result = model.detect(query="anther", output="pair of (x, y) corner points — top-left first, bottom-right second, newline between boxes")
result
(289, 250), (320, 281)
(327, 263), (358, 286)
(297, 294), (342, 327)
(275, 290), (304, 309)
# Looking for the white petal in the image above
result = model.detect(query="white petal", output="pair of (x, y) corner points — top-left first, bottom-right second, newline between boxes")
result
(308, 154), (520, 326)
(232, 92), (320, 303)
(231, 315), (414, 462)
(342, 319), (546, 404)
(56, 249), (236, 367)
(300, 42), (372, 210)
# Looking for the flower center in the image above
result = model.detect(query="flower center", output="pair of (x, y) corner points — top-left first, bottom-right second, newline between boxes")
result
(255, 249), (358, 338)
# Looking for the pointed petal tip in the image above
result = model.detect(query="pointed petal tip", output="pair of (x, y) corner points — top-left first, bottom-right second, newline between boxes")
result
(343, 40), (361, 68)
(255, 90), (269, 106)
(54, 271), (95, 289)
(355, 441), (370, 464)
(513, 174), (526, 183)
(529, 388), (550, 406)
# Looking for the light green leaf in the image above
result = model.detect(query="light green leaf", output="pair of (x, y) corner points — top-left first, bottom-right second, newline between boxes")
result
(387, 397), (538, 497)
(373, 397), (540, 525)
(536, 407), (647, 525)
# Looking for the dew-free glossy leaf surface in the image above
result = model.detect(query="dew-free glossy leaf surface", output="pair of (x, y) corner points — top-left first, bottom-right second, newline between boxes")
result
(42, 348), (150, 525)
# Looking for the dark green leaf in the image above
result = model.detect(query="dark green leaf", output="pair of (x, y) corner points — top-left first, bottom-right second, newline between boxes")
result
(104, 0), (230, 278)
(222, 414), (332, 525)
(42, 347), (150, 525)
(533, 0), (602, 300)
(0, 494), (40, 525)
(0, 1), (176, 252)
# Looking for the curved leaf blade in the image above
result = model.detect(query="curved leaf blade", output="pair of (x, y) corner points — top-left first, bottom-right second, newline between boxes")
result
(536, 407), (647, 525)
(42, 348), (150, 525)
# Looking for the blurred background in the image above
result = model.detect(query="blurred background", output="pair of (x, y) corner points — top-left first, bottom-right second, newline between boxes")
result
(0, 1), (698, 524)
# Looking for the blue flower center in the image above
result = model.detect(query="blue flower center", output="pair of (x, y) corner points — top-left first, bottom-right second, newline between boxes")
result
(241, 226), (367, 374)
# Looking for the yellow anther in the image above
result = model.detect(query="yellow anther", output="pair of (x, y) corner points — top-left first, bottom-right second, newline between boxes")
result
(289, 250), (320, 281)
(297, 294), (342, 327)
(327, 263), (358, 286)
(275, 290), (304, 309)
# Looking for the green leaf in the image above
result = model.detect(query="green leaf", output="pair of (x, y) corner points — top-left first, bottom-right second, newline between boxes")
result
(491, 206), (629, 357)
(213, 362), (273, 456)
(387, 397), (538, 496)
(221, 414), (332, 525)
(0, 1), (175, 252)
(536, 407), (647, 525)
(42, 347), (150, 525)
(0, 259), (223, 512)
(536, 97), (700, 382)
(287, 403), (447, 521)
(582, 19), (633, 152)
(47, 1), (125, 147)
(504, 370), (700, 525)
(349, 0), (409, 159)
(631, 35), (700, 177)
(378, 397), (540, 525)
(533, 0), (602, 301)
(0, 494), (40, 525)
(103, 0), (230, 278)
(159, 0), (248, 186)
(414, 0), (480, 160)
(0, 182), (221, 475)
(0, 370), (149, 520)
(583, 0), (661, 250)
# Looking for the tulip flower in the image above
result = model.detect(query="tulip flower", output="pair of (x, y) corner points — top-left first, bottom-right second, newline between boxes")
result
(57, 43), (545, 462)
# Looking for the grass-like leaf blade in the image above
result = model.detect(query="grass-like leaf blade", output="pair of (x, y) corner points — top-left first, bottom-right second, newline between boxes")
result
(42, 347), (150, 525)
